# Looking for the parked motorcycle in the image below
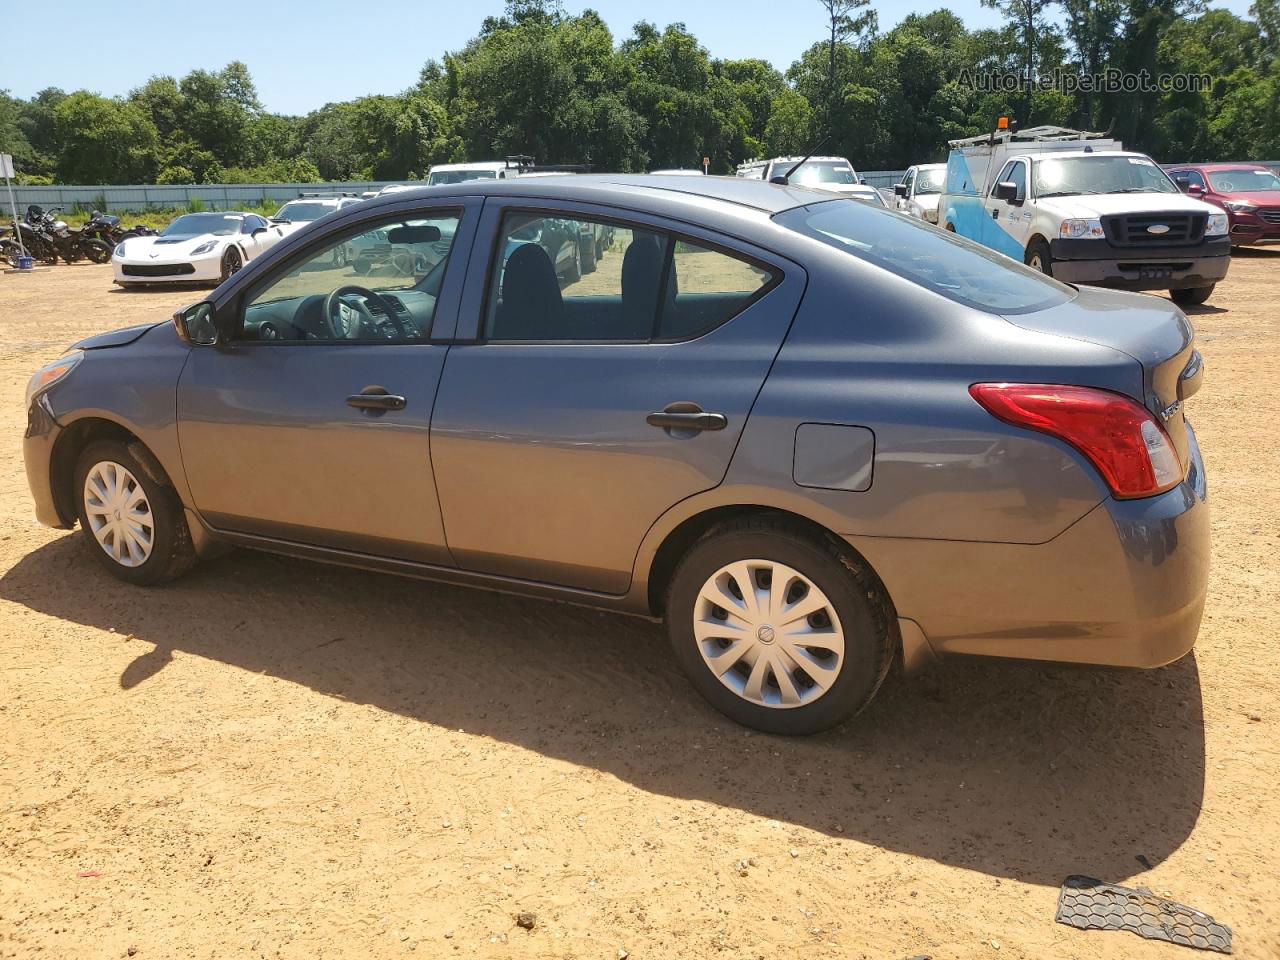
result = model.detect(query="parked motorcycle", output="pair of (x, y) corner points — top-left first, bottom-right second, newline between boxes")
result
(23, 205), (112, 264)
(81, 210), (159, 247)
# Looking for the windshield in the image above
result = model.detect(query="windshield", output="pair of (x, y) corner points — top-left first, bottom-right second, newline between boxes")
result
(774, 160), (856, 186)
(915, 168), (945, 194)
(777, 199), (1073, 315)
(273, 201), (335, 221)
(1206, 168), (1280, 193)
(1034, 155), (1178, 197)
(162, 214), (242, 237)
(428, 169), (499, 186)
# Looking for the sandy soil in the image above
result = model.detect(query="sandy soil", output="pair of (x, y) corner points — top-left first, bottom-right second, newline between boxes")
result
(1, 258), (1277, 960)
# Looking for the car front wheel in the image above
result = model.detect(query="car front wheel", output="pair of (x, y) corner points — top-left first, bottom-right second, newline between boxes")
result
(220, 247), (243, 282)
(665, 517), (893, 734)
(73, 440), (197, 586)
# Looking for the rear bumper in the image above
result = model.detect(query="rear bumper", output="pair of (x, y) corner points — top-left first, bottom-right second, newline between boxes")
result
(1050, 237), (1230, 289)
(854, 424), (1209, 669)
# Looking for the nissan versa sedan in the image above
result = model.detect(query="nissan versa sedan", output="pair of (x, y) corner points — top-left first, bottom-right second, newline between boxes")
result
(23, 176), (1209, 734)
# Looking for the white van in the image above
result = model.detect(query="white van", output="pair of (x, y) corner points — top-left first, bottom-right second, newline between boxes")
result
(940, 125), (1230, 305)
(736, 156), (862, 194)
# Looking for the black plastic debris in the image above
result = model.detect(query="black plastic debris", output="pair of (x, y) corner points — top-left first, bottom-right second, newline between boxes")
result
(1056, 875), (1232, 954)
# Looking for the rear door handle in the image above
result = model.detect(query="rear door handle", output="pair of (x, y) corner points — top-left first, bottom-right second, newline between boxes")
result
(647, 408), (727, 432)
(346, 385), (406, 411)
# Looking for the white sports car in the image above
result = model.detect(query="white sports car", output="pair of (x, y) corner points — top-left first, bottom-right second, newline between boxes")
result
(112, 212), (287, 287)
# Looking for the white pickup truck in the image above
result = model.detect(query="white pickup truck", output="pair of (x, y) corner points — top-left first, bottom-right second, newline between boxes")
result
(940, 126), (1230, 305)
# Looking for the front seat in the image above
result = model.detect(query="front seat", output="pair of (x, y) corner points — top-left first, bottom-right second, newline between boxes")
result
(621, 234), (677, 338)
(492, 243), (563, 339)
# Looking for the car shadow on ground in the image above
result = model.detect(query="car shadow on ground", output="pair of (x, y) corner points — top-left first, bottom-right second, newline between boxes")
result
(0, 535), (1206, 887)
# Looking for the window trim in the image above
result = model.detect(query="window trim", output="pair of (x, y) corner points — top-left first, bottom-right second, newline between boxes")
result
(477, 205), (784, 346)
(231, 205), (468, 347)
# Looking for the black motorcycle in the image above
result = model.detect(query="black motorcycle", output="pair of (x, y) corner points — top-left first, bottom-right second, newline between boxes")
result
(23, 205), (112, 264)
(81, 210), (158, 247)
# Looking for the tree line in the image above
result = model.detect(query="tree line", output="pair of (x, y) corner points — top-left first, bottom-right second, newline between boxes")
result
(2, 0), (1277, 185)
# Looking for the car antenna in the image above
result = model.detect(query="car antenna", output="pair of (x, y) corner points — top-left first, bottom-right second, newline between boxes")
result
(770, 137), (831, 185)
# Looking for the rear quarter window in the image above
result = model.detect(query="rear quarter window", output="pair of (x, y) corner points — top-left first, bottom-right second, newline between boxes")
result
(775, 199), (1074, 315)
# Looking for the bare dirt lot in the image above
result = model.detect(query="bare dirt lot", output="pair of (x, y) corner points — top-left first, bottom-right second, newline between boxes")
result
(1, 259), (1278, 960)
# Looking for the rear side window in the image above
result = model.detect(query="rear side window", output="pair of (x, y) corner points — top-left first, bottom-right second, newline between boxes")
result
(659, 240), (776, 340)
(485, 212), (777, 342)
(775, 199), (1073, 315)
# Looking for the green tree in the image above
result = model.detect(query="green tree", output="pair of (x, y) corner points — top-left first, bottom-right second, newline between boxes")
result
(52, 92), (158, 183)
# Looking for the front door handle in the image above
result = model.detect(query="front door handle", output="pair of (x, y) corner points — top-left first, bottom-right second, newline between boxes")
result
(647, 406), (727, 432)
(346, 385), (406, 411)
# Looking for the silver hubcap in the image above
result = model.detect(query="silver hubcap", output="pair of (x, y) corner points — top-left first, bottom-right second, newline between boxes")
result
(83, 461), (153, 567)
(694, 559), (845, 709)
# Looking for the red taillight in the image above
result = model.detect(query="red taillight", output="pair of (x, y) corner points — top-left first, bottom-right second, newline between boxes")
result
(970, 383), (1183, 499)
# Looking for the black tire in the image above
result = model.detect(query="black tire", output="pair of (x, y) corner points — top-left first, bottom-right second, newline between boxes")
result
(72, 440), (198, 586)
(1171, 284), (1214, 306)
(353, 258), (371, 275)
(665, 516), (894, 735)
(82, 239), (111, 264)
(564, 248), (581, 284)
(581, 238), (597, 274)
(1025, 238), (1053, 276)
(220, 246), (243, 283)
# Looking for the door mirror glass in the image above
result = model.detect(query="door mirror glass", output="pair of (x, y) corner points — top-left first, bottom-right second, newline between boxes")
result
(994, 181), (1019, 201)
(174, 301), (219, 346)
(893, 183), (907, 196)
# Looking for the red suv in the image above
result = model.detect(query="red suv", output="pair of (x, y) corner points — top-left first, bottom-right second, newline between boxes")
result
(1165, 162), (1280, 246)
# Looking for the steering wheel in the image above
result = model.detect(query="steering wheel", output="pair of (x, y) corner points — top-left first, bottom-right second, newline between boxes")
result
(322, 285), (408, 339)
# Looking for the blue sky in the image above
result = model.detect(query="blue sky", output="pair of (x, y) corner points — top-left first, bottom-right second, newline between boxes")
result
(5, 0), (1257, 116)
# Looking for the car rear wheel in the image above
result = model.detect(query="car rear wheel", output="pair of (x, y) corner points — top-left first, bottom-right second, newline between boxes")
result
(1171, 284), (1214, 306)
(1025, 239), (1053, 276)
(72, 440), (197, 586)
(581, 238), (597, 274)
(665, 517), (893, 734)
(220, 247), (242, 282)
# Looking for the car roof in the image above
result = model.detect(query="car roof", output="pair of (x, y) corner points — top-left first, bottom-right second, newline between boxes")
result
(1168, 162), (1270, 172)
(366, 174), (837, 215)
(1031, 149), (1150, 161)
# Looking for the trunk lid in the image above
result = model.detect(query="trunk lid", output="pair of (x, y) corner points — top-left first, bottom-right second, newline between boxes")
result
(1002, 286), (1200, 467)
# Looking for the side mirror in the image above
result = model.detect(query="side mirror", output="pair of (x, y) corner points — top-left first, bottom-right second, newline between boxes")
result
(173, 301), (220, 346)
(1174, 175), (1191, 189)
(1187, 182), (1203, 196)
(994, 181), (1019, 202)
(252, 226), (269, 237)
(893, 183), (907, 196)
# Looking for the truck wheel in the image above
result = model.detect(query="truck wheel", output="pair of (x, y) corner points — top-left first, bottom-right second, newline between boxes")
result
(1025, 239), (1053, 276)
(1171, 285), (1214, 306)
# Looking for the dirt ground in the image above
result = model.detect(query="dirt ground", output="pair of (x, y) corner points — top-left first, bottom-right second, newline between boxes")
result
(0, 258), (1277, 960)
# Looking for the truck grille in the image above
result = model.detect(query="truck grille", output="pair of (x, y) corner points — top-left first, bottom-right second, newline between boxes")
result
(1102, 213), (1206, 246)
(1258, 208), (1280, 225)
(122, 262), (196, 277)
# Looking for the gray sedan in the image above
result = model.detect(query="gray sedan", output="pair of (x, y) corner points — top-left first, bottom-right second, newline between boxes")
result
(22, 175), (1209, 734)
